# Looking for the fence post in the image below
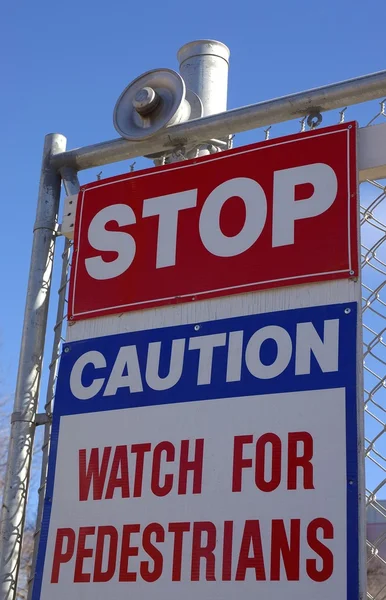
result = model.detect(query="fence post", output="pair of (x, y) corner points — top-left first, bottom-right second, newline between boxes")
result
(26, 167), (80, 600)
(0, 133), (66, 600)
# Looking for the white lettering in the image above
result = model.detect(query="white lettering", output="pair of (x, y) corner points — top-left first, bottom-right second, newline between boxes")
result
(295, 319), (339, 375)
(199, 177), (267, 257)
(69, 351), (106, 400)
(272, 163), (338, 247)
(85, 204), (136, 280)
(245, 325), (292, 379)
(146, 339), (186, 390)
(67, 317), (341, 401)
(226, 330), (244, 382)
(104, 345), (143, 395)
(189, 333), (227, 385)
(143, 190), (197, 268)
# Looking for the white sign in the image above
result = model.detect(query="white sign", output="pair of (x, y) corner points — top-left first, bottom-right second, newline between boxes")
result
(32, 301), (360, 600)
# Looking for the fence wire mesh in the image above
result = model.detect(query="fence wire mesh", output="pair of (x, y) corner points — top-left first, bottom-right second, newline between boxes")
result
(25, 237), (73, 600)
(18, 98), (386, 600)
(361, 174), (386, 599)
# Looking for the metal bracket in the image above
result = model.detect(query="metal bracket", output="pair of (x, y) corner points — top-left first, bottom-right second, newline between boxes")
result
(10, 411), (29, 424)
(35, 413), (52, 426)
(61, 194), (77, 239)
(10, 412), (51, 426)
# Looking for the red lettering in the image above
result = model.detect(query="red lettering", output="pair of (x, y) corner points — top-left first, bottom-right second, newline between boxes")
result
(132, 443), (151, 497)
(232, 435), (253, 492)
(74, 527), (95, 583)
(168, 522), (191, 581)
(119, 524), (140, 582)
(270, 519), (300, 580)
(51, 528), (75, 583)
(151, 442), (175, 497)
(306, 518), (334, 581)
(287, 432), (314, 490)
(51, 516), (333, 586)
(235, 520), (265, 581)
(178, 439), (204, 495)
(255, 433), (281, 492)
(93, 526), (118, 582)
(191, 522), (216, 581)
(222, 521), (233, 581)
(140, 523), (165, 582)
(105, 446), (130, 499)
(79, 447), (111, 501)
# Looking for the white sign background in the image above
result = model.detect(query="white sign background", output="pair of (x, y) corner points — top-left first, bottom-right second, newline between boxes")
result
(40, 388), (346, 600)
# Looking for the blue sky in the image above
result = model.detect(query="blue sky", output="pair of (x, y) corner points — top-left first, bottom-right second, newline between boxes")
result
(2, 0), (386, 499)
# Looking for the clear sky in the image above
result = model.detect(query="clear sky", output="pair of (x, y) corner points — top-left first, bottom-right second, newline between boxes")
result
(1, 0), (386, 502)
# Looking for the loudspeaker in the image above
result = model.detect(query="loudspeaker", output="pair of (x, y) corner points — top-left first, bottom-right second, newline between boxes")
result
(113, 68), (203, 140)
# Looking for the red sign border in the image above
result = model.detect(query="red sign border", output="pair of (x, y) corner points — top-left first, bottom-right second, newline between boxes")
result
(69, 122), (358, 321)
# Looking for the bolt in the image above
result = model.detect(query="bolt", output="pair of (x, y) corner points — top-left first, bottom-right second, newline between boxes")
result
(307, 112), (322, 129)
(344, 308), (351, 314)
(194, 325), (201, 331)
(133, 87), (160, 116)
(64, 346), (70, 353)
(349, 270), (355, 275)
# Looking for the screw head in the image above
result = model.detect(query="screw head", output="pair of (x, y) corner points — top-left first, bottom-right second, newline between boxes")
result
(344, 308), (351, 314)
(133, 87), (160, 115)
(64, 346), (70, 353)
(194, 325), (201, 331)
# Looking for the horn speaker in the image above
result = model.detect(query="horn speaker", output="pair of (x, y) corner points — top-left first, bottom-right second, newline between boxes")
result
(113, 68), (202, 141)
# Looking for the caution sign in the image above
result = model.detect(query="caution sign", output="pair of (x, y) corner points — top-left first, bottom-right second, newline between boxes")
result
(32, 303), (359, 600)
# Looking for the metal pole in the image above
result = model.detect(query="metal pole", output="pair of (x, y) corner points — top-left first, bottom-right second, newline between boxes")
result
(0, 133), (66, 600)
(177, 40), (230, 157)
(27, 168), (80, 600)
(51, 69), (386, 171)
(178, 40), (229, 116)
(59, 167), (81, 197)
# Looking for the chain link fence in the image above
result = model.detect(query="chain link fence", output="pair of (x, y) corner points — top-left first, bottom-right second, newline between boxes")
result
(14, 99), (386, 599)
(361, 171), (386, 599)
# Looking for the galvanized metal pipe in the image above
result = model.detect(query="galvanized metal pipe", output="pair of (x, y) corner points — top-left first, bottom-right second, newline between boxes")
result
(51, 69), (386, 172)
(178, 40), (230, 117)
(26, 169), (79, 600)
(0, 134), (66, 600)
(60, 167), (81, 196)
(27, 237), (73, 600)
(177, 40), (230, 159)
